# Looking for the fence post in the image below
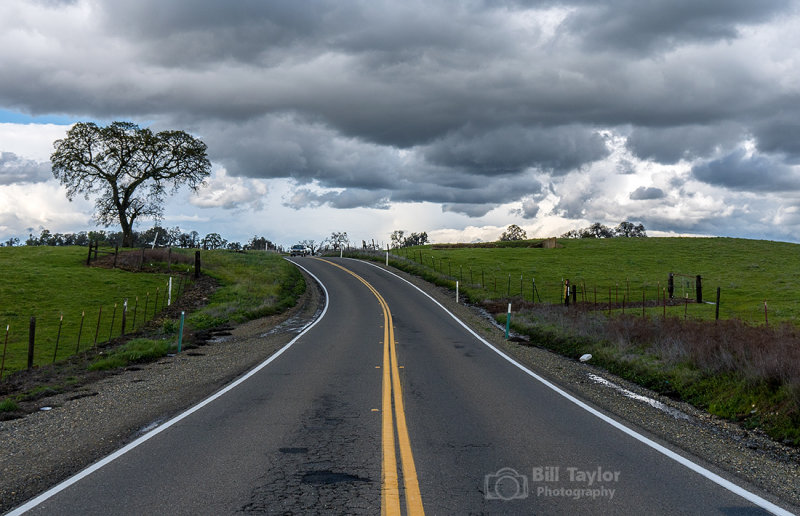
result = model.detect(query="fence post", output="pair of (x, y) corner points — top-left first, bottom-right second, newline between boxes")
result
(668, 273), (674, 299)
(87, 241), (93, 266)
(113, 244), (119, 268)
(108, 303), (117, 340)
(94, 307), (102, 348)
(456, 281), (459, 304)
(1, 324), (9, 379)
(715, 287), (721, 321)
(121, 299), (128, 336)
(28, 316), (35, 369)
(76, 311), (85, 353)
(696, 275), (703, 304)
(53, 314), (63, 363)
(194, 251), (201, 279)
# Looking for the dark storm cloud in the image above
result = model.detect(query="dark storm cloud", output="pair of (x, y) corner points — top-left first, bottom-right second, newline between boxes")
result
(752, 108), (800, 163)
(629, 186), (665, 200)
(3, 0), (800, 226)
(423, 125), (610, 175)
(691, 150), (800, 192)
(563, 0), (792, 54)
(626, 124), (745, 164)
(0, 152), (51, 185)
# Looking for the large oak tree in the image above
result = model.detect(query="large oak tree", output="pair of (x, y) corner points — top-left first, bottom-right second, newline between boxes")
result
(51, 121), (211, 247)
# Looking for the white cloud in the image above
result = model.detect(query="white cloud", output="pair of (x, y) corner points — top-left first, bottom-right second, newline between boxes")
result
(190, 168), (268, 211)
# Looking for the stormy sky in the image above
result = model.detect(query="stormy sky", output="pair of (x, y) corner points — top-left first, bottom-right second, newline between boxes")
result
(1, 0), (800, 246)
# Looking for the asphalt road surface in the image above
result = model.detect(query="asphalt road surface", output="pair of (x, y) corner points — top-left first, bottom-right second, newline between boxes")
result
(10, 257), (792, 515)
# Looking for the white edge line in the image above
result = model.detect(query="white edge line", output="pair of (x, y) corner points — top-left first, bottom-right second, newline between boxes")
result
(356, 258), (794, 516)
(8, 260), (329, 516)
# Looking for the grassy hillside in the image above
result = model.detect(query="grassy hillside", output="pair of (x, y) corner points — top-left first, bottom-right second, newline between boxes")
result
(395, 237), (800, 324)
(0, 247), (303, 376)
(0, 247), (174, 375)
(372, 237), (800, 445)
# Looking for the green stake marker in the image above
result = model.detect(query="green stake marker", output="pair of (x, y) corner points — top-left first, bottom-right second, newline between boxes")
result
(177, 311), (185, 353)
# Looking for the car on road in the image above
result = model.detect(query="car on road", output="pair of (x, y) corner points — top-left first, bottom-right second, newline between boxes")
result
(290, 244), (310, 257)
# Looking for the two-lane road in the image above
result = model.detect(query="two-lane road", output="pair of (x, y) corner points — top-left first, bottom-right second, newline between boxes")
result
(11, 257), (792, 515)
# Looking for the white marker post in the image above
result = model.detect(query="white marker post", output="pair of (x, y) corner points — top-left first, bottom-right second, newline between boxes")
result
(505, 302), (512, 339)
(456, 281), (459, 304)
(167, 277), (172, 306)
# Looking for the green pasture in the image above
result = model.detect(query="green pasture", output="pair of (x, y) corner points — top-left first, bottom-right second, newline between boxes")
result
(393, 237), (800, 324)
(0, 247), (303, 376)
(0, 246), (174, 375)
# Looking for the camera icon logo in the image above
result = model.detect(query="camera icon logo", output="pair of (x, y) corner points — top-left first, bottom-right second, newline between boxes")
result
(485, 467), (529, 500)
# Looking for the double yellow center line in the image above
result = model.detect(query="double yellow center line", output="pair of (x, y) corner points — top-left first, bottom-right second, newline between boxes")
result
(318, 259), (424, 516)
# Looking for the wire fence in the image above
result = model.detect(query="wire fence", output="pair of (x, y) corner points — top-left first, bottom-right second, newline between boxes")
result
(0, 246), (198, 380)
(349, 247), (774, 325)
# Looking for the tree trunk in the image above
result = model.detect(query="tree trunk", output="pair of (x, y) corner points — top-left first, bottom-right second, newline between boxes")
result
(119, 214), (134, 247)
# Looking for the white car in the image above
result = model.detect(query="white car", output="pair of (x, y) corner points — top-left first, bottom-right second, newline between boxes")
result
(290, 244), (310, 256)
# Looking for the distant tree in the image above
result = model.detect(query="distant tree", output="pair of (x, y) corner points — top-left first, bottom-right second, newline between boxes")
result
(390, 230), (405, 248)
(51, 121), (211, 247)
(74, 231), (90, 246)
(579, 223), (614, 239)
(166, 226), (183, 246)
(139, 226), (168, 247)
(403, 231), (429, 247)
(615, 221), (647, 237)
(500, 224), (527, 241)
(226, 241), (242, 251)
(330, 231), (350, 250)
(3, 237), (19, 247)
(300, 239), (319, 255)
(202, 232), (227, 250)
(247, 235), (275, 251)
(87, 230), (109, 245)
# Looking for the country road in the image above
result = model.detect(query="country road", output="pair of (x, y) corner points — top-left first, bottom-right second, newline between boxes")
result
(9, 257), (794, 515)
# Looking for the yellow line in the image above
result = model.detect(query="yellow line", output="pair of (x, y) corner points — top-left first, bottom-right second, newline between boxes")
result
(317, 258), (424, 516)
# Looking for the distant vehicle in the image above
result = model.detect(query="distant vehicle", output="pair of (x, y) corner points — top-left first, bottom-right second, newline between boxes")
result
(290, 244), (310, 257)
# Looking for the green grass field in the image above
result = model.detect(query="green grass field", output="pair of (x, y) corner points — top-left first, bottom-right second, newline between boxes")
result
(374, 237), (800, 444)
(0, 247), (174, 375)
(0, 247), (303, 376)
(393, 237), (800, 324)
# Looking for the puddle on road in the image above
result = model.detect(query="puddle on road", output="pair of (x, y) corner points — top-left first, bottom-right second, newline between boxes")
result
(588, 373), (691, 421)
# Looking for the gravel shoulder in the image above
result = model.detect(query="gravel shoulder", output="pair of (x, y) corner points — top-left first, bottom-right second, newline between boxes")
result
(2, 261), (799, 514)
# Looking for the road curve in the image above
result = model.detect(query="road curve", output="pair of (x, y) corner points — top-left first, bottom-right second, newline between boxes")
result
(9, 256), (793, 515)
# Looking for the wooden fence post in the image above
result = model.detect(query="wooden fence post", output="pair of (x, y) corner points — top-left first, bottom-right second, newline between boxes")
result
(668, 273), (674, 299)
(696, 275), (703, 304)
(28, 316), (35, 369)
(194, 251), (201, 279)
